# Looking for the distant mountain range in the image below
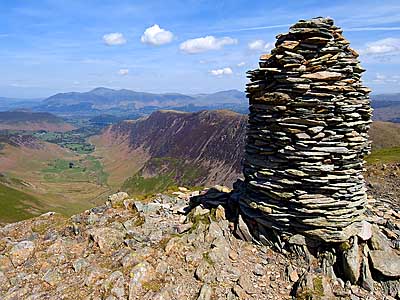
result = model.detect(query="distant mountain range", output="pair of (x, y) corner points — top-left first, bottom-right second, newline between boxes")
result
(0, 97), (43, 112)
(0, 88), (399, 122)
(0, 88), (246, 117)
(33, 88), (247, 116)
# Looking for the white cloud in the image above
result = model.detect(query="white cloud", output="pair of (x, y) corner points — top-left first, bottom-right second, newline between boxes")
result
(141, 24), (174, 46)
(372, 73), (400, 84)
(210, 67), (233, 76)
(118, 69), (129, 76)
(237, 62), (246, 67)
(347, 27), (400, 32)
(180, 36), (237, 54)
(248, 40), (274, 52)
(103, 33), (126, 46)
(362, 38), (400, 55)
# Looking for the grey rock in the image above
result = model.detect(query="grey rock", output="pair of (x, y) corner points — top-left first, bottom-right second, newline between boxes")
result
(370, 225), (392, 251)
(235, 214), (253, 242)
(9, 240), (35, 267)
(206, 222), (224, 242)
(342, 236), (360, 284)
(108, 192), (130, 208)
(84, 266), (109, 286)
(381, 279), (400, 299)
(294, 273), (335, 300)
(42, 269), (60, 286)
(369, 250), (400, 278)
(104, 271), (125, 299)
(357, 220), (372, 241)
(197, 284), (212, 300)
(72, 258), (89, 273)
(0, 271), (10, 290)
(253, 263), (265, 276)
(360, 254), (374, 292)
(288, 234), (307, 246)
(89, 227), (125, 253)
(193, 206), (210, 217)
(195, 261), (216, 283)
(128, 263), (153, 299)
(238, 273), (253, 293)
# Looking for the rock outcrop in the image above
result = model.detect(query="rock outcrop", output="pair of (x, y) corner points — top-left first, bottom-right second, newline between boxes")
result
(1, 189), (398, 299)
(240, 17), (372, 242)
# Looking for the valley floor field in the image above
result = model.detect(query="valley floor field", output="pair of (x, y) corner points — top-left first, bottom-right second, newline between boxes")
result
(0, 138), (111, 223)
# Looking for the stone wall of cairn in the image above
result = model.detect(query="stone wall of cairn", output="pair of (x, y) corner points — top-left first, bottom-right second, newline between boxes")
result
(240, 17), (373, 243)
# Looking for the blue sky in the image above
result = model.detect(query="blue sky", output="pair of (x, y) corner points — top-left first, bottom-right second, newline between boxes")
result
(0, 0), (400, 98)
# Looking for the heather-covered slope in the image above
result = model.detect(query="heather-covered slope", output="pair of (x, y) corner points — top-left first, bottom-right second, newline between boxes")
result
(91, 110), (247, 195)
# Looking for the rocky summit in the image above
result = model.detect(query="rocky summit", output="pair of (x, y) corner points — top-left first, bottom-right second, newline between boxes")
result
(0, 188), (399, 300)
(242, 17), (372, 243)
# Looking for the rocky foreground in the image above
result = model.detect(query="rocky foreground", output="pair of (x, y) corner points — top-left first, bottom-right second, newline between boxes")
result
(0, 186), (399, 300)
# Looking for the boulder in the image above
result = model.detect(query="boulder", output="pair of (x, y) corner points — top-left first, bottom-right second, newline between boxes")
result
(370, 224), (392, 251)
(369, 250), (400, 278)
(108, 192), (130, 208)
(89, 227), (125, 253)
(9, 240), (35, 267)
(294, 273), (335, 300)
(341, 236), (361, 284)
(128, 262), (154, 299)
(197, 284), (212, 300)
(357, 221), (372, 241)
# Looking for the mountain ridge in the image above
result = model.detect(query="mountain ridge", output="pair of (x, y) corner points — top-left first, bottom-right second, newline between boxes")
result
(1, 88), (400, 122)
(36, 88), (245, 115)
(0, 111), (75, 132)
(91, 109), (247, 194)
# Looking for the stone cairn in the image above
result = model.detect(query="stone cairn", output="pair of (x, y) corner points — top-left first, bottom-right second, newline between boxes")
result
(240, 17), (373, 243)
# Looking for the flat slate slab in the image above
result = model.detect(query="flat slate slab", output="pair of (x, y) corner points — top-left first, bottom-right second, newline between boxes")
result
(369, 250), (400, 278)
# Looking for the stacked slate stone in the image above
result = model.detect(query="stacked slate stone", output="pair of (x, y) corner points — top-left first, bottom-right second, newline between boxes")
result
(240, 17), (373, 243)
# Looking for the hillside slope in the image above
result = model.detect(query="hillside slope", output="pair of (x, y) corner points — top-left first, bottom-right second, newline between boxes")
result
(369, 121), (400, 149)
(0, 181), (43, 223)
(0, 111), (75, 132)
(0, 134), (110, 222)
(371, 93), (400, 123)
(91, 110), (247, 194)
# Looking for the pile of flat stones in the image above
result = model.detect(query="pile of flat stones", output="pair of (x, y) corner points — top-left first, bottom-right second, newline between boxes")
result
(240, 17), (373, 243)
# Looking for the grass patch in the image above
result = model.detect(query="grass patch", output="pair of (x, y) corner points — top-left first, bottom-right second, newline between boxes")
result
(366, 146), (400, 164)
(31, 214), (68, 235)
(0, 182), (42, 222)
(122, 157), (207, 198)
(122, 174), (175, 198)
(41, 156), (109, 185)
(202, 252), (214, 265)
(142, 278), (165, 292)
(34, 127), (100, 154)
